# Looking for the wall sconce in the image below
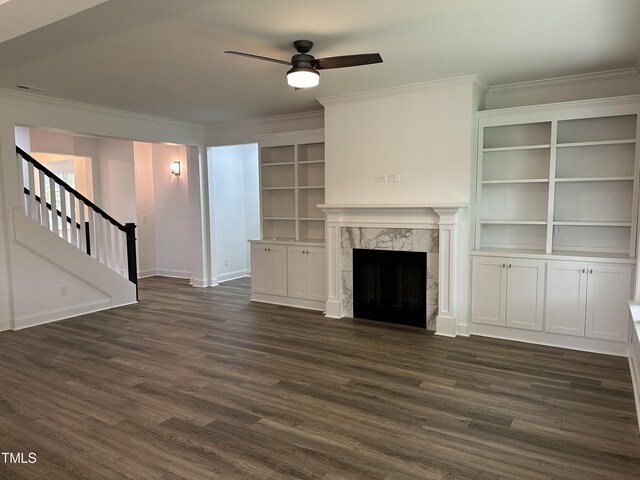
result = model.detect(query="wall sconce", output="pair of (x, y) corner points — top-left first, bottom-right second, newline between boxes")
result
(170, 161), (181, 176)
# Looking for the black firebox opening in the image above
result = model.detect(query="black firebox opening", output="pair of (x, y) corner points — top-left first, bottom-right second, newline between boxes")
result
(352, 248), (427, 328)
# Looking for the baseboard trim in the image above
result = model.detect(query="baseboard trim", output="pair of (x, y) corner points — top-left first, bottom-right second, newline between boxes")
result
(324, 299), (342, 319)
(435, 314), (457, 337)
(154, 269), (191, 279)
(628, 354), (640, 432)
(217, 270), (250, 283)
(471, 323), (629, 356)
(250, 293), (325, 312)
(14, 299), (114, 330)
(457, 322), (470, 337)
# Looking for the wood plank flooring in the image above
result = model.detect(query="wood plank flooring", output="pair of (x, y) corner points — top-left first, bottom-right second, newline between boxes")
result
(0, 276), (639, 479)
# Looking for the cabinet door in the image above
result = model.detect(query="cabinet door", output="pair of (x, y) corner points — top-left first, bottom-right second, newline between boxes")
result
(505, 259), (545, 331)
(287, 246), (307, 299)
(305, 247), (325, 302)
(585, 265), (631, 342)
(545, 262), (587, 336)
(266, 245), (288, 296)
(471, 256), (507, 326)
(251, 244), (269, 294)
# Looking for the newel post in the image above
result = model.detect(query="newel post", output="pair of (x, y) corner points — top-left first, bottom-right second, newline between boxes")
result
(124, 222), (138, 300)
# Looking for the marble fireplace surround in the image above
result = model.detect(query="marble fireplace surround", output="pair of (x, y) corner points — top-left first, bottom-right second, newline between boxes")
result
(321, 204), (467, 337)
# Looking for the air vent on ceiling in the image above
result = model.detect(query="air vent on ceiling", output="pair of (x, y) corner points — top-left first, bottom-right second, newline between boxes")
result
(16, 85), (47, 92)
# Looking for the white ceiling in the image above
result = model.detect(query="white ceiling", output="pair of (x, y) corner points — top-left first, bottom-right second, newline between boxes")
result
(0, 0), (108, 43)
(0, 0), (639, 124)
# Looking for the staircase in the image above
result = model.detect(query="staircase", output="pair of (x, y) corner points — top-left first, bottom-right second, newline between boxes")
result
(14, 146), (138, 325)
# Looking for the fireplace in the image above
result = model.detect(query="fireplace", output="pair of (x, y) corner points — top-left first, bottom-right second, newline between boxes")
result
(353, 248), (427, 327)
(322, 205), (467, 336)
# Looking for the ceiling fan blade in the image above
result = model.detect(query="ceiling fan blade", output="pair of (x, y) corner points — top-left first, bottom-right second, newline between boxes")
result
(224, 51), (291, 66)
(312, 53), (382, 70)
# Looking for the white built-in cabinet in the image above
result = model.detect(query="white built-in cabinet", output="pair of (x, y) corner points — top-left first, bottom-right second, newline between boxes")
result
(250, 240), (325, 311)
(471, 257), (545, 331)
(471, 96), (639, 353)
(545, 262), (631, 341)
(287, 246), (325, 302)
(250, 128), (326, 312)
(250, 243), (287, 297)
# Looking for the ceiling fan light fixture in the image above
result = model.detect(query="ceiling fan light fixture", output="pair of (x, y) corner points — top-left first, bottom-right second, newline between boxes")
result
(286, 66), (319, 88)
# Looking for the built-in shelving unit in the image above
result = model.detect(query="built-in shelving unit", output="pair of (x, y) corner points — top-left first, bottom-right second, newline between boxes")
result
(476, 105), (639, 257)
(257, 129), (325, 242)
(471, 97), (640, 353)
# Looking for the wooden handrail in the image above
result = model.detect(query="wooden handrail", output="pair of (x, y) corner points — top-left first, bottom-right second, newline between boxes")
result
(17, 146), (127, 232)
(18, 145), (136, 295)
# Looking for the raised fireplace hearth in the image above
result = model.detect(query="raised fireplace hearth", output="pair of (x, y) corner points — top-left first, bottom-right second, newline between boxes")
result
(353, 248), (427, 328)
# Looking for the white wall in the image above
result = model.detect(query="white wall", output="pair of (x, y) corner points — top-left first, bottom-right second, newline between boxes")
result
(133, 141), (156, 277)
(208, 143), (259, 283)
(152, 143), (191, 278)
(96, 138), (136, 225)
(320, 77), (480, 205)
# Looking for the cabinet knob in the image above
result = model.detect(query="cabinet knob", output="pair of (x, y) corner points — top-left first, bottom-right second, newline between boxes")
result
(268, 248), (271, 252)
(582, 268), (585, 273)
(264, 248), (267, 252)
(589, 269), (593, 274)
(502, 263), (506, 268)
(508, 264), (512, 268)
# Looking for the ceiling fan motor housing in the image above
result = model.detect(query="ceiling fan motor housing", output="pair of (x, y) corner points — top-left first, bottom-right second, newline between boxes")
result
(293, 40), (314, 54)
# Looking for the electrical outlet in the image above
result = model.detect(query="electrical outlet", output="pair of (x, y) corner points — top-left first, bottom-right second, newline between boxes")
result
(388, 174), (400, 182)
(554, 225), (564, 236)
(59, 285), (68, 296)
(224, 257), (229, 266)
(375, 175), (386, 183)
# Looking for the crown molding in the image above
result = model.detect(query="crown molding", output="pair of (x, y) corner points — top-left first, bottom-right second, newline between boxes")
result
(318, 74), (482, 106)
(205, 109), (324, 131)
(478, 93), (640, 118)
(487, 68), (640, 97)
(0, 87), (205, 131)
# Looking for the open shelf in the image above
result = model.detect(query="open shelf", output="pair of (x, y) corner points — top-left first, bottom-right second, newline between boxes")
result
(481, 182), (548, 223)
(480, 224), (547, 252)
(482, 179), (548, 184)
(554, 180), (633, 223)
(261, 145), (294, 164)
(553, 224), (632, 256)
(482, 147), (550, 182)
(261, 164), (294, 188)
(555, 177), (633, 183)
(556, 139), (636, 148)
(481, 220), (547, 225)
(261, 161), (294, 167)
(483, 144), (550, 152)
(258, 130), (325, 242)
(553, 220), (632, 227)
(477, 107), (639, 257)
(557, 115), (637, 144)
(298, 142), (324, 162)
(483, 121), (551, 149)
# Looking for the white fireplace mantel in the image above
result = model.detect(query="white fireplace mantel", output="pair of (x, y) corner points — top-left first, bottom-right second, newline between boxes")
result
(321, 203), (468, 337)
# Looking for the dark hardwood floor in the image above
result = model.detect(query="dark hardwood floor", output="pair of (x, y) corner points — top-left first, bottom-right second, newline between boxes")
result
(0, 276), (639, 479)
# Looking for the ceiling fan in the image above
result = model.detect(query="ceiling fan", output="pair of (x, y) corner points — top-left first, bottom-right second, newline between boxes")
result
(225, 40), (382, 89)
